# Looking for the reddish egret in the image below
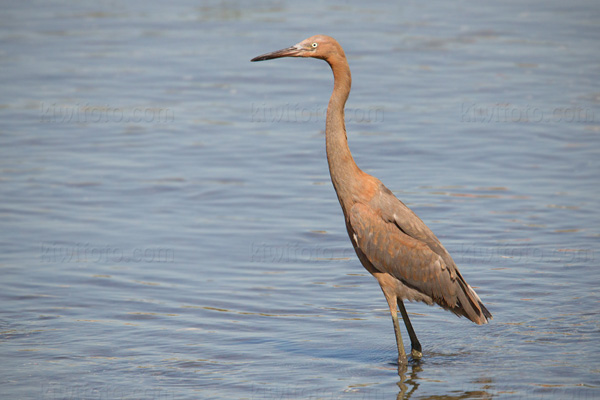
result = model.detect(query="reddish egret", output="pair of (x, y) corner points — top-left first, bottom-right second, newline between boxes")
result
(251, 35), (492, 365)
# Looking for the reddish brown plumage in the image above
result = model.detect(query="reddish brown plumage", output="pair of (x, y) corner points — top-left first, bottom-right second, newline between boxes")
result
(252, 35), (491, 365)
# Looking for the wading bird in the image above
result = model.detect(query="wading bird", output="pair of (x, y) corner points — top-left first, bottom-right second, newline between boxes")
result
(251, 35), (492, 366)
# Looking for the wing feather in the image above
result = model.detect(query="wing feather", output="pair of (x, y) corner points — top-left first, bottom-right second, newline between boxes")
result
(349, 200), (491, 323)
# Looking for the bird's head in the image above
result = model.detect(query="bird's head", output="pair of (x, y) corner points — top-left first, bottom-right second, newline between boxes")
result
(251, 35), (344, 62)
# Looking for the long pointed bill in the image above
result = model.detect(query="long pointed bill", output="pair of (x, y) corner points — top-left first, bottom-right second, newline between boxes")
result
(251, 45), (304, 62)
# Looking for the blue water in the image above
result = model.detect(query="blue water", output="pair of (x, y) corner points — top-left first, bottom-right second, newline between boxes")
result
(1, 1), (599, 399)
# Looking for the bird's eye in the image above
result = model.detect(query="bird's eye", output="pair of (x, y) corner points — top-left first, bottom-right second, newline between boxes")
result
(312, 42), (318, 48)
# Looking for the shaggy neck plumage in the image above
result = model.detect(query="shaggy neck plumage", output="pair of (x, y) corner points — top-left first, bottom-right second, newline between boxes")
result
(324, 53), (361, 207)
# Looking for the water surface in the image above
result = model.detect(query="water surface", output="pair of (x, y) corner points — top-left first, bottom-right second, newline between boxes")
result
(1, 1), (599, 399)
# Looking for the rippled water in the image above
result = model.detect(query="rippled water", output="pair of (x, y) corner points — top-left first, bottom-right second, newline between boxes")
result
(1, 1), (599, 399)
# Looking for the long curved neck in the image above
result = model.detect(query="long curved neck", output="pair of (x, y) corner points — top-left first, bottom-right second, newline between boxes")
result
(325, 54), (361, 208)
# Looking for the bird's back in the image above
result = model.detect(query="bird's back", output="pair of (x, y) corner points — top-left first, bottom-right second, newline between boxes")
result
(344, 175), (492, 324)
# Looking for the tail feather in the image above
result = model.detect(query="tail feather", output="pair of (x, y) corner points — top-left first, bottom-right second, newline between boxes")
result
(454, 276), (492, 325)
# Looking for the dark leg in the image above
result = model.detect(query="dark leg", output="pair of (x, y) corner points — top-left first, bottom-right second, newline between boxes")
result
(398, 300), (422, 359)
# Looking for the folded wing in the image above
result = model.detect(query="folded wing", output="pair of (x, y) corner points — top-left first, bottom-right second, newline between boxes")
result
(349, 200), (491, 324)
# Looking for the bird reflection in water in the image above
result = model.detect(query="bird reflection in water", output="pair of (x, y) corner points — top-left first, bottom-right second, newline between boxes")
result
(396, 362), (494, 399)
